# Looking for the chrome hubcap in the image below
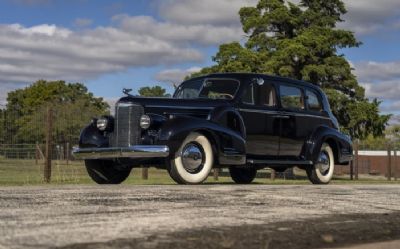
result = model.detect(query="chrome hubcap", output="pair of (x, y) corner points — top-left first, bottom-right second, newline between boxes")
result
(182, 143), (204, 173)
(317, 151), (330, 175)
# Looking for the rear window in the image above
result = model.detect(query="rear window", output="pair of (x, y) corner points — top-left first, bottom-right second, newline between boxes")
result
(306, 90), (322, 112)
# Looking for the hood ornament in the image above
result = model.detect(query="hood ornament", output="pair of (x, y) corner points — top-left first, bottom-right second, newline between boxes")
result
(123, 88), (133, 96)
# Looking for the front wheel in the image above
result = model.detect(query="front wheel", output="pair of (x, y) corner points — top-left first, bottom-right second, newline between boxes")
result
(306, 143), (335, 184)
(229, 167), (257, 184)
(85, 160), (131, 184)
(168, 132), (214, 184)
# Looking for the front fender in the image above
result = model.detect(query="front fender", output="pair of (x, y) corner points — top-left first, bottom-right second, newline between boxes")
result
(79, 122), (109, 148)
(158, 116), (246, 165)
(304, 126), (353, 165)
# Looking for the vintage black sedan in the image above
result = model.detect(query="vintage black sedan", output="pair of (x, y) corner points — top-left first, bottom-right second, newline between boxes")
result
(73, 73), (353, 185)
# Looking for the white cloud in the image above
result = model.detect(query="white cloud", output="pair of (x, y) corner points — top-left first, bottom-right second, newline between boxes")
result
(354, 61), (400, 115)
(361, 80), (400, 101)
(157, 0), (257, 26)
(0, 22), (203, 85)
(114, 15), (245, 46)
(155, 67), (202, 84)
(340, 0), (400, 35)
(354, 61), (400, 82)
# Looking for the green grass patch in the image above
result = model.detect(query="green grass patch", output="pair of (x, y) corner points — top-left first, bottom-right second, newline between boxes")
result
(0, 159), (399, 186)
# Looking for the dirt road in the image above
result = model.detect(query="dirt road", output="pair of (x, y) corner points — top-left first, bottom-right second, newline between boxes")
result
(0, 184), (399, 249)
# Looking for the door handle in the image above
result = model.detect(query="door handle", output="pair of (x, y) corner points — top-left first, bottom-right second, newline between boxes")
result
(273, 115), (290, 119)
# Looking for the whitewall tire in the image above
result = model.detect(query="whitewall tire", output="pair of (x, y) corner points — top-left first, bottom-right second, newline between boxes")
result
(306, 143), (335, 184)
(168, 132), (214, 184)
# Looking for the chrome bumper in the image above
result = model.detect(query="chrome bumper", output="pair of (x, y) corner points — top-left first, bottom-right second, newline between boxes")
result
(72, 145), (169, 160)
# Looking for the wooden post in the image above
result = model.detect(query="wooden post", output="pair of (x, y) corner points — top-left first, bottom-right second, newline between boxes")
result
(271, 169), (276, 181)
(213, 168), (219, 181)
(44, 106), (53, 183)
(349, 160), (354, 180)
(35, 141), (39, 165)
(394, 150), (397, 181)
(66, 142), (70, 165)
(387, 144), (392, 181)
(141, 167), (148, 180)
(354, 140), (359, 180)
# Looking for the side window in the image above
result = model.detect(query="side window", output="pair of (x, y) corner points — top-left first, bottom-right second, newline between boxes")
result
(306, 90), (322, 112)
(279, 85), (304, 110)
(258, 83), (277, 107)
(242, 83), (255, 105)
(175, 79), (203, 99)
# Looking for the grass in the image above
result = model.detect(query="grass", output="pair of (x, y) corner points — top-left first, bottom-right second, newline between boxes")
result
(0, 159), (399, 186)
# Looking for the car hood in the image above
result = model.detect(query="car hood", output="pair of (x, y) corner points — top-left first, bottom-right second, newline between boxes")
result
(117, 96), (231, 118)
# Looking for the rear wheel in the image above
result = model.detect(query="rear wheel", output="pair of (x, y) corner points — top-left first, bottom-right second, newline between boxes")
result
(85, 160), (131, 184)
(168, 132), (213, 184)
(229, 167), (257, 184)
(306, 143), (335, 184)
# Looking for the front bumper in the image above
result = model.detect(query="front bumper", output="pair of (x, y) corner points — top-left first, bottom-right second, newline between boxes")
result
(72, 145), (169, 160)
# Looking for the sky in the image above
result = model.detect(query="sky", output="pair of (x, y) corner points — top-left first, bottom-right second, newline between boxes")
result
(0, 0), (400, 122)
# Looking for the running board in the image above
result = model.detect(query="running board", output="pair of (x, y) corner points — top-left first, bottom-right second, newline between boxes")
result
(247, 159), (313, 165)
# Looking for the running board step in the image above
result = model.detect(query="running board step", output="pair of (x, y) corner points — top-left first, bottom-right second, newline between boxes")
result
(247, 159), (313, 165)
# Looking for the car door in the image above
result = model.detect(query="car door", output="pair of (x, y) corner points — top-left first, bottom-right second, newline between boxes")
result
(238, 79), (280, 158)
(277, 83), (308, 158)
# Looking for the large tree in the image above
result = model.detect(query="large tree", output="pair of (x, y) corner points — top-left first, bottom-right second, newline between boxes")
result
(2, 80), (109, 144)
(138, 86), (170, 97)
(192, 0), (389, 139)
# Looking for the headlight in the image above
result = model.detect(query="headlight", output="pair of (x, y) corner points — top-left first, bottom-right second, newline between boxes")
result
(140, 115), (151, 129)
(96, 117), (108, 131)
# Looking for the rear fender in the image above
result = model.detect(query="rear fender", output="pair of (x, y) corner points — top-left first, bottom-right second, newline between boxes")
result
(158, 115), (246, 165)
(304, 126), (353, 165)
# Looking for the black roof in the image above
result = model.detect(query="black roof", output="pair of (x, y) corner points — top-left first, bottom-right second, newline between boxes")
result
(193, 72), (322, 92)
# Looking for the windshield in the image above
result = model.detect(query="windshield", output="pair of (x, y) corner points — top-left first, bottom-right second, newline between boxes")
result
(174, 78), (240, 100)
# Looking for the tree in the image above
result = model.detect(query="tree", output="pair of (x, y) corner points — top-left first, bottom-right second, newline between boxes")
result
(191, 0), (390, 139)
(138, 86), (170, 97)
(1, 80), (109, 144)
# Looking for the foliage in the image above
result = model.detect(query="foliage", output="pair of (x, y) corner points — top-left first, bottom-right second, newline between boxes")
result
(138, 86), (170, 97)
(1, 80), (109, 144)
(190, 0), (390, 139)
(360, 125), (400, 150)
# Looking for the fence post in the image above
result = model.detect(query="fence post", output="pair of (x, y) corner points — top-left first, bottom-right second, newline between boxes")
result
(35, 141), (39, 165)
(213, 168), (219, 181)
(66, 142), (70, 165)
(141, 167), (148, 180)
(394, 150), (397, 181)
(271, 169), (276, 181)
(44, 106), (53, 183)
(349, 160), (354, 180)
(354, 140), (359, 180)
(387, 144), (392, 181)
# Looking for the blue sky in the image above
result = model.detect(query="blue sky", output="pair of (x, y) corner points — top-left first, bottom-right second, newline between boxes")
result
(0, 0), (400, 122)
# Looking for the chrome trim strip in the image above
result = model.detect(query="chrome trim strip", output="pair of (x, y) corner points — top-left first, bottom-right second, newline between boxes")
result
(247, 159), (313, 165)
(145, 105), (213, 110)
(238, 108), (279, 115)
(72, 145), (169, 160)
(238, 108), (331, 120)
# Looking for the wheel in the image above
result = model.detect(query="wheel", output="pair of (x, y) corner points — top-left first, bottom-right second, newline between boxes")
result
(85, 160), (131, 184)
(168, 132), (213, 184)
(306, 143), (335, 184)
(229, 166), (257, 184)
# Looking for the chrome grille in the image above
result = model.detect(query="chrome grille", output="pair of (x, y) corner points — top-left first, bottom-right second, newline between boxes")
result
(111, 103), (143, 147)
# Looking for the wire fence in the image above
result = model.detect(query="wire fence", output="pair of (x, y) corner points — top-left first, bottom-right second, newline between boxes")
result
(0, 104), (399, 185)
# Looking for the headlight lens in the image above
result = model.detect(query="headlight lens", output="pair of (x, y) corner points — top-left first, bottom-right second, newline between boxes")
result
(140, 115), (151, 129)
(96, 117), (108, 131)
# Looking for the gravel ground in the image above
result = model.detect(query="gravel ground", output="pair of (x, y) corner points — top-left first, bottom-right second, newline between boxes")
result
(0, 184), (399, 249)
